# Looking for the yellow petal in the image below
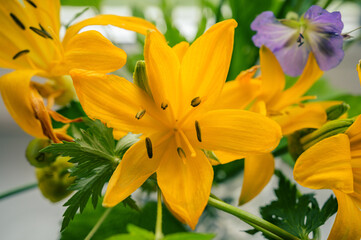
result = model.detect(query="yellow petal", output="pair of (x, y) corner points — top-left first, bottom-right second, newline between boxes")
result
(328, 190), (361, 240)
(157, 140), (213, 229)
(215, 66), (261, 110)
(272, 53), (323, 110)
(172, 41), (189, 62)
(293, 134), (354, 192)
(239, 153), (274, 205)
(212, 150), (244, 165)
(71, 69), (164, 139)
(63, 15), (161, 47)
(346, 115), (361, 144)
(193, 109), (282, 155)
(0, 70), (44, 138)
(272, 103), (327, 135)
(59, 30), (126, 74)
(350, 168), (361, 208)
(258, 46), (285, 103)
(357, 60), (361, 82)
(179, 19), (237, 113)
(144, 30), (180, 118)
(103, 133), (171, 207)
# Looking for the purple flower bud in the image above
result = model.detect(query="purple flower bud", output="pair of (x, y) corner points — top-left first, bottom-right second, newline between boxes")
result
(251, 5), (344, 76)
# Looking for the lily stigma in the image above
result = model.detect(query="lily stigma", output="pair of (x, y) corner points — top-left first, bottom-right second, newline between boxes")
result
(71, 20), (282, 229)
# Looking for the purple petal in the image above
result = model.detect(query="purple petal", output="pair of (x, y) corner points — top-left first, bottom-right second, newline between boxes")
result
(273, 43), (310, 77)
(308, 33), (344, 71)
(304, 5), (343, 34)
(251, 11), (298, 51)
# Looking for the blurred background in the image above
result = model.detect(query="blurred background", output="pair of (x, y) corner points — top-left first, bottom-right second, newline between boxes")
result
(0, 0), (360, 239)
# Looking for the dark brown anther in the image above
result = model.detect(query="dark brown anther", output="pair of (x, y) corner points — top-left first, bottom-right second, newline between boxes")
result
(29, 25), (53, 39)
(177, 147), (186, 159)
(135, 109), (146, 119)
(161, 102), (168, 110)
(13, 49), (30, 60)
(10, 13), (25, 30)
(191, 97), (201, 107)
(145, 137), (153, 158)
(25, 0), (37, 8)
(195, 120), (202, 142)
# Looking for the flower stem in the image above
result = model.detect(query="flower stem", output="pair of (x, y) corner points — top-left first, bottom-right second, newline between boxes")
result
(155, 188), (164, 240)
(208, 196), (300, 240)
(84, 207), (113, 240)
(0, 182), (38, 200)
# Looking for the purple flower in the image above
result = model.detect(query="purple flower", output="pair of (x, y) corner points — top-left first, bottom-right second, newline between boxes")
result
(251, 5), (344, 76)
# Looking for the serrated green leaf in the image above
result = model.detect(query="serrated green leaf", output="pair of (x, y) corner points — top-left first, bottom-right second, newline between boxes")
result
(248, 170), (337, 239)
(163, 232), (215, 240)
(42, 120), (140, 231)
(115, 132), (141, 156)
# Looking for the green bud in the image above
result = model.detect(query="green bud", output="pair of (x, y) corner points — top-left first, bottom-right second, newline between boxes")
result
(301, 118), (354, 150)
(26, 138), (57, 167)
(133, 60), (152, 97)
(287, 129), (314, 161)
(285, 12), (299, 21)
(202, 150), (220, 164)
(326, 102), (350, 120)
(36, 156), (75, 203)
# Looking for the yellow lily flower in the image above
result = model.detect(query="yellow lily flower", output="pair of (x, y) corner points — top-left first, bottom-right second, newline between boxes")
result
(70, 20), (282, 229)
(294, 115), (361, 240)
(213, 46), (331, 205)
(0, 0), (159, 140)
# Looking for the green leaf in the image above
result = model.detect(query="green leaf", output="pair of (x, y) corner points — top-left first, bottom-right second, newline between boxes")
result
(60, 200), (186, 240)
(43, 120), (139, 231)
(106, 225), (154, 240)
(163, 232), (215, 240)
(248, 170), (338, 239)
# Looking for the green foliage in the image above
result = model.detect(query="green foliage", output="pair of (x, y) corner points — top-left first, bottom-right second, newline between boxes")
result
(106, 224), (214, 240)
(213, 159), (244, 183)
(60, 0), (103, 10)
(42, 120), (140, 231)
(61, 200), (186, 240)
(247, 170), (338, 240)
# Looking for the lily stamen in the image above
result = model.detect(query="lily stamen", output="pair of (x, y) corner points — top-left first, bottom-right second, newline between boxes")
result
(10, 13), (25, 30)
(195, 120), (202, 142)
(25, 0), (37, 8)
(179, 130), (196, 157)
(191, 97), (201, 107)
(135, 109), (146, 120)
(12, 49), (30, 60)
(145, 137), (153, 158)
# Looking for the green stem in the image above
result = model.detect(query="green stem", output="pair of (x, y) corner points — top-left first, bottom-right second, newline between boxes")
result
(208, 196), (300, 240)
(155, 188), (164, 240)
(84, 207), (113, 240)
(0, 182), (38, 200)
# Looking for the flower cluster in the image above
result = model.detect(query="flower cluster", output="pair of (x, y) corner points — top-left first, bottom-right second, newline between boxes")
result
(0, 1), (360, 239)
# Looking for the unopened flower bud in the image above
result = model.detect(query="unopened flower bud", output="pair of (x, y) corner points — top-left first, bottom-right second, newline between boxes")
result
(26, 138), (57, 167)
(326, 102), (349, 120)
(133, 60), (152, 96)
(301, 118), (354, 150)
(36, 156), (75, 203)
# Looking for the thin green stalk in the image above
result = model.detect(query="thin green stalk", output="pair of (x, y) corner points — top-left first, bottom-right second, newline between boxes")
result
(84, 207), (113, 240)
(155, 188), (164, 240)
(0, 182), (38, 200)
(208, 196), (300, 240)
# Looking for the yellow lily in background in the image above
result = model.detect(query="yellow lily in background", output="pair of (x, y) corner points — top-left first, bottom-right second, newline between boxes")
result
(294, 115), (361, 240)
(0, 0), (159, 141)
(213, 46), (332, 205)
(71, 20), (282, 229)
